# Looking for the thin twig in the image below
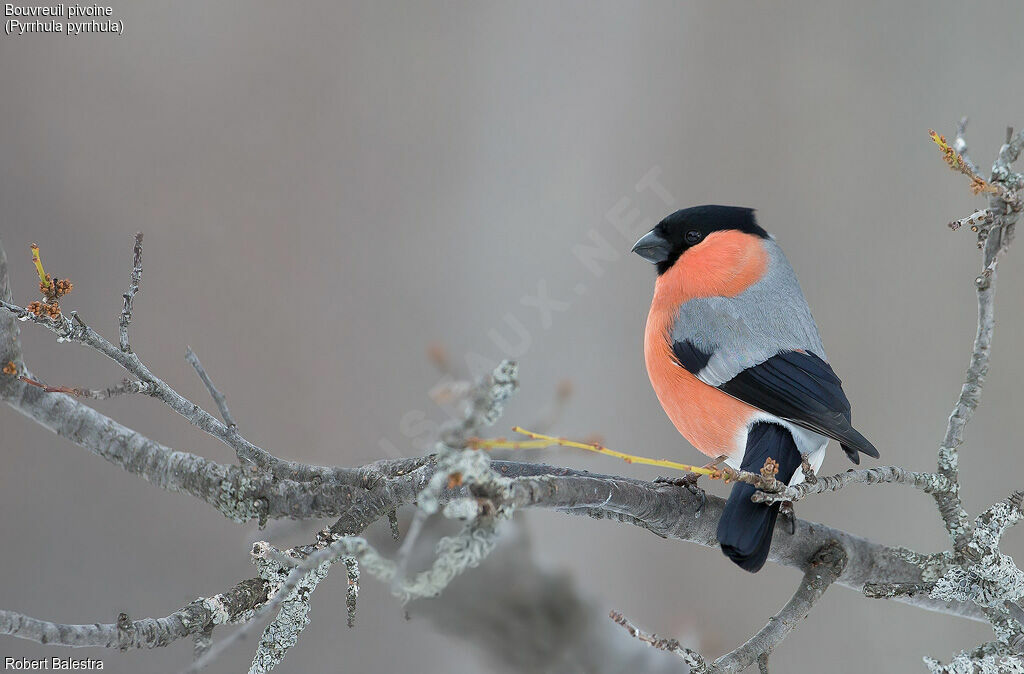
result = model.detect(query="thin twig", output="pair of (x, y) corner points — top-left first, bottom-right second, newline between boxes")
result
(470, 426), (722, 477)
(390, 509), (428, 597)
(954, 117), (982, 178)
(949, 209), (994, 232)
(185, 347), (237, 430)
(609, 611), (708, 672)
(119, 232), (143, 353)
(1, 297), (280, 470)
(19, 374), (151, 399)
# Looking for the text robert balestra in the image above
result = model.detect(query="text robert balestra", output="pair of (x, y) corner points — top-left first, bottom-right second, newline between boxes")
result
(4, 657), (104, 670)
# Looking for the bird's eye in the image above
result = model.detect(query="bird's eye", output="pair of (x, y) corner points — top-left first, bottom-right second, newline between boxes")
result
(684, 230), (703, 244)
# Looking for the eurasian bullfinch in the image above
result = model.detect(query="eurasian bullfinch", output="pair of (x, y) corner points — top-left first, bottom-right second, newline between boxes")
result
(632, 205), (878, 572)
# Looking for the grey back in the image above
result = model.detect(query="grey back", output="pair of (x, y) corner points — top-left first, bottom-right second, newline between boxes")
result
(671, 238), (826, 387)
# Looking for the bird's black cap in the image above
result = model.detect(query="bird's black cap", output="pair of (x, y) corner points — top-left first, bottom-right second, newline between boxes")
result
(632, 205), (768, 275)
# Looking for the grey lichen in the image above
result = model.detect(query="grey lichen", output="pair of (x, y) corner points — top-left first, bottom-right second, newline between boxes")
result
(418, 448), (499, 515)
(930, 496), (1024, 608)
(440, 359), (519, 447)
(198, 595), (233, 627)
(925, 648), (1024, 674)
(249, 543), (331, 674)
(443, 497), (483, 521)
(214, 472), (258, 523)
(475, 359), (519, 428)
(387, 364), (518, 603)
(421, 361), (518, 516)
(344, 557), (359, 628)
(930, 561), (1024, 608)
(893, 547), (953, 583)
(394, 523), (504, 602)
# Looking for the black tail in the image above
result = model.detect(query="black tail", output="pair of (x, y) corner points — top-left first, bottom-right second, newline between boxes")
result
(717, 423), (802, 572)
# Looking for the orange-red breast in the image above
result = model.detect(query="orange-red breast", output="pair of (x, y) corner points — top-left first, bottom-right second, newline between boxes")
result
(633, 205), (877, 572)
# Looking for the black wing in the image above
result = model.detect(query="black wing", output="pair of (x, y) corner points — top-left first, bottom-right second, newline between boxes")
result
(672, 339), (712, 374)
(717, 350), (879, 463)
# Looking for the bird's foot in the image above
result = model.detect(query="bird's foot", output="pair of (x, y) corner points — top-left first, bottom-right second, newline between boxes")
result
(779, 500), (797, 535)
(654, 455), (728, 518)
(654, 472), (699, 487)
(655, 472), (707, 517)
(800, 455), (818, 484)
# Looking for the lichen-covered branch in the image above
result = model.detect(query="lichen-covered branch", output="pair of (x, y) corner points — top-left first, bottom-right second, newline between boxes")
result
(505, 472), (985, 622)
(0, 578), (268, 650)
(750, 465), (955, 505)
(934, 123), (1023, 553)
(871, 121), (1024, 672)
(0, 367), (990, 624)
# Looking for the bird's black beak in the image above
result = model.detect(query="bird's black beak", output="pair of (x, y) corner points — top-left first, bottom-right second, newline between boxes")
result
(631, 230), (671, 264)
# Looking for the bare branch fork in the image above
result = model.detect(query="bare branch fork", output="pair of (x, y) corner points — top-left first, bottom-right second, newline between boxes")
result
(0, 120), (1021, 672)
(185, 347), (236, 430)
(612, 541), (848, 673)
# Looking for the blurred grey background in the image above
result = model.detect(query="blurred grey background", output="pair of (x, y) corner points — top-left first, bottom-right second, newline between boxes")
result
(2, 2), (1024, 672)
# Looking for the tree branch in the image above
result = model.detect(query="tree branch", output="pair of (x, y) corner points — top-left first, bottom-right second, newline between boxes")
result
(609, 611), (708, 671)
(0, 578), (268, 650)
(505, 471), (985, 621)
(935, 123), (1024, 553)
(710, 541), (847, 673)
(0, 356), (990, 626)
(185, 346), (237, 430)
(18, 373), (154, 399)
(1, 296), (282, 468)
(118, 232), (143, 353)
(0, 235), (23, 388)
(954, 117), (982, 178)
(750, 465), (955, 505)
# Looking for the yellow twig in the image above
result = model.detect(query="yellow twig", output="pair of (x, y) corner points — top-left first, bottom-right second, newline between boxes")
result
(30, 244), (49, 289)
(929, 129), (999, 195)
(468, 426), (721, 477)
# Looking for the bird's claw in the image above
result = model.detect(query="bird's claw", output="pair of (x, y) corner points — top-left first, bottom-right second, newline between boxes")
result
(686, 482), (707, 517)
(655, 473), (706, 517)
(779, 500), (796, 535)
(654, 473), (699, 487)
